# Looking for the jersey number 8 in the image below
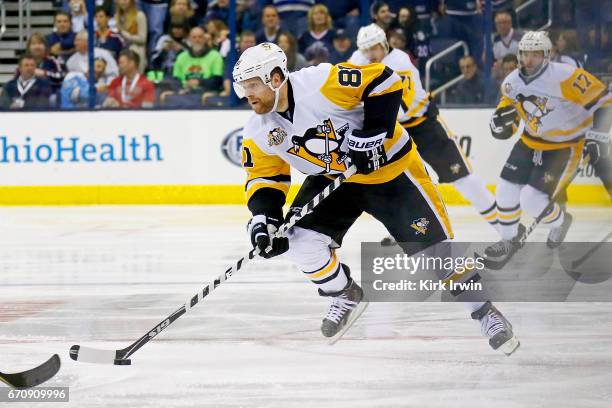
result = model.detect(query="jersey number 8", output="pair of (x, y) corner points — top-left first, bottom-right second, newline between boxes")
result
(338, 68), (362, 87)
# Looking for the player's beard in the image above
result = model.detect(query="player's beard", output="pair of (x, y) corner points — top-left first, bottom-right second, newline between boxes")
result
(249, 95), (275, 114)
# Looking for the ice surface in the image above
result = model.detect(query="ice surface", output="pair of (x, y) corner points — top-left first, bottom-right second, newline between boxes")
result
(1, 205), (611, 407)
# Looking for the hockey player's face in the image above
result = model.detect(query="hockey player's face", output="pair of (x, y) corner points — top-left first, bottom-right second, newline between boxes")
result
(520, 51), (545, 76)
(364, 45), (386, 63)
(240, 78), (275, 114)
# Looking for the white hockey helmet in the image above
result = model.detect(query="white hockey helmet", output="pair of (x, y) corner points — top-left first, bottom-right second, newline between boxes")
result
(518, 31), (552, 74)
(232, 42), (289, 111)
(357, 23), (389, 53)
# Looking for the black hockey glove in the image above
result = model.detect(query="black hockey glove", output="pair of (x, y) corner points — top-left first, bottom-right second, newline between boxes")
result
(490, 105), (518, 140)
(247, 213), (289, 259)
(347, 128), (388, 175)
(584, 130), (611, 165)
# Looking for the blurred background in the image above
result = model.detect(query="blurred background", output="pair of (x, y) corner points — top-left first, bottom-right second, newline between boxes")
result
(0, 0), (609, 110)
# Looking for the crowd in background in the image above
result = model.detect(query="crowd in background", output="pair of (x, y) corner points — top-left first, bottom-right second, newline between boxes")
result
(0, 0), (610, 110)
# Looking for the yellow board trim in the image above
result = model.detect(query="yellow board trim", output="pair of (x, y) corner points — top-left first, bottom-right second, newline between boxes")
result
(0, 184), (609, 206)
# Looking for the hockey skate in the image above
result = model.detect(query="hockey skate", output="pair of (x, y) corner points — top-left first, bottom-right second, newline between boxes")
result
(320, 273), (368, 345)
(471, 301), (520, 356)
(481, 224), (526, 269)
(547, 212), (573, 249)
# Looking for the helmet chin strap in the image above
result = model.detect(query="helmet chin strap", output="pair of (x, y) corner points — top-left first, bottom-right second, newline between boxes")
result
(267, 76), (288, 113)
(520, 60), (548, 79)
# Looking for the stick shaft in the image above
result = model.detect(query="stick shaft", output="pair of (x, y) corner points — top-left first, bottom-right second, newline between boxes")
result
(116, 166), (356, 360)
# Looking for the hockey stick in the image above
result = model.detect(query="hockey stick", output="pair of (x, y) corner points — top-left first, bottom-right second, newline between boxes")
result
(0, 355), (61, 389)
(70, 165), (358, 365)
(570, 230), (612, 269)
(476, 155), (590, 270)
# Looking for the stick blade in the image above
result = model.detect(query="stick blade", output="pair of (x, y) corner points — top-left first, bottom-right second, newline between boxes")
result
(69, 345), (119, 365)
(0, 354), (61, 389)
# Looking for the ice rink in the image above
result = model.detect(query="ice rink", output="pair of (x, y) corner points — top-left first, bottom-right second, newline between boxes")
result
(1, 204), (611, 408)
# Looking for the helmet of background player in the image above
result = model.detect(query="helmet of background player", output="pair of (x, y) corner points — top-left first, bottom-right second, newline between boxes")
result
(232, 42), (289, 112)
(517, 31), (552, 78)
(357, 23), (389, 62)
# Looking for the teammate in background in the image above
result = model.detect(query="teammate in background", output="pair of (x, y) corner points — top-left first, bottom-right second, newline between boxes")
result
(487, 31), (611, 260)
(233, 42), (519, 355)
(349, 24), (500, 246)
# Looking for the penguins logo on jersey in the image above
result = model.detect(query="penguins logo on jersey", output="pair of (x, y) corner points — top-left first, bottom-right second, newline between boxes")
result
(516, 94), (554, 132)
(410, 218), (429, 235)
(288, 118), (349, 173)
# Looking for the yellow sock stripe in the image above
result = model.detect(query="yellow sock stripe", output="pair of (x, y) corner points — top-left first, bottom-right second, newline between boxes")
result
(483, 210), (499, 221)
(303, 251), (338, 280)
(541, 204), (561, 224)
(498, 209), (522, 221)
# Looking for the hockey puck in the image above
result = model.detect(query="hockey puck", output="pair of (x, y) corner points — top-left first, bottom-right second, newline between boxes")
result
(114, 359), (131, 365)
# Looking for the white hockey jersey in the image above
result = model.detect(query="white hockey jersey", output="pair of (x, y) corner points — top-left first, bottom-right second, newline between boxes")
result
(498, 62), (611, 150)
(242, 62), (422, 202)
(349, 48), (431, 127)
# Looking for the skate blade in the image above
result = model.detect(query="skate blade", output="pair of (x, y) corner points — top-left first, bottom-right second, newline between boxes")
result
(328, 300), (369, 346)
(499, 335), (520, 356)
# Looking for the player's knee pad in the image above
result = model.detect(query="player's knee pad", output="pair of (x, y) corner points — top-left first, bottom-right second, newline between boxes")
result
(283, 226), (334, 271)
(519, 185), (549, 218)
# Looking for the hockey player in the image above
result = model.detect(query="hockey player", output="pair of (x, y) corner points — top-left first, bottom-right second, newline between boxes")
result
(233, 42), (519, 355)
(487, 31), (611, 260)
(349, 24), (500, 246)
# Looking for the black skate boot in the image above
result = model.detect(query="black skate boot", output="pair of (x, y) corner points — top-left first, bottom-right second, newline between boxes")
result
(319, 265), (368, 344)
(483, 224), (525, 267)
(471, 301), (520, 356)
(547, 212), (573, 249)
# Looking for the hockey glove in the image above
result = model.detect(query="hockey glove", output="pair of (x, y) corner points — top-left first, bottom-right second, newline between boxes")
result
(490, 105), (518, 140)
(347, 128), (388, 175)
(585, 130), (611, 165)
(247, 214), (289, 259)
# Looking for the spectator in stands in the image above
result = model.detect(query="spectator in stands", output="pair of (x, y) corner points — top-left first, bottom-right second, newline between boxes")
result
(25, 33), (66, 95)
(115, 0), (148, 72)
(304, 41), (329, 66)
(95, 7), (125, 60)
(388, 29), (408, 53)
(205, 0), (255, 33)
(550, 29), (584, 67)
(395, 7), (430, 74)
(388, 0), (436, 34)
(328, 29), (355, 64)
(583, 24), (611, 72)
(205, 19), (231, 58)
(264, 0), (313, 38)
(68, 0), (88, 32)
(46, 11), (76, 63)
(137, 1), (169, 60)
(164, 0), (199, 32)
(494, 53), (518, 101)
(501, 53), (518, 78)
(66, 31), (119, 79)
(60, 58), (109, 108)
(448, 55), (485, 104)
(437, 0), (483, 66)
(172, 27), (223, 88)
(316, 0), (360, 37)
(255, 5), (284, 44)
(104, 49), (155, 108)
(277, 31), (308, 71)
(371, 1), (394, 32)
(492, 10), (521, 62)
(150, 18), (189, 77)
(0, 54), (52, 109)
(298, 4), (335, 55)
